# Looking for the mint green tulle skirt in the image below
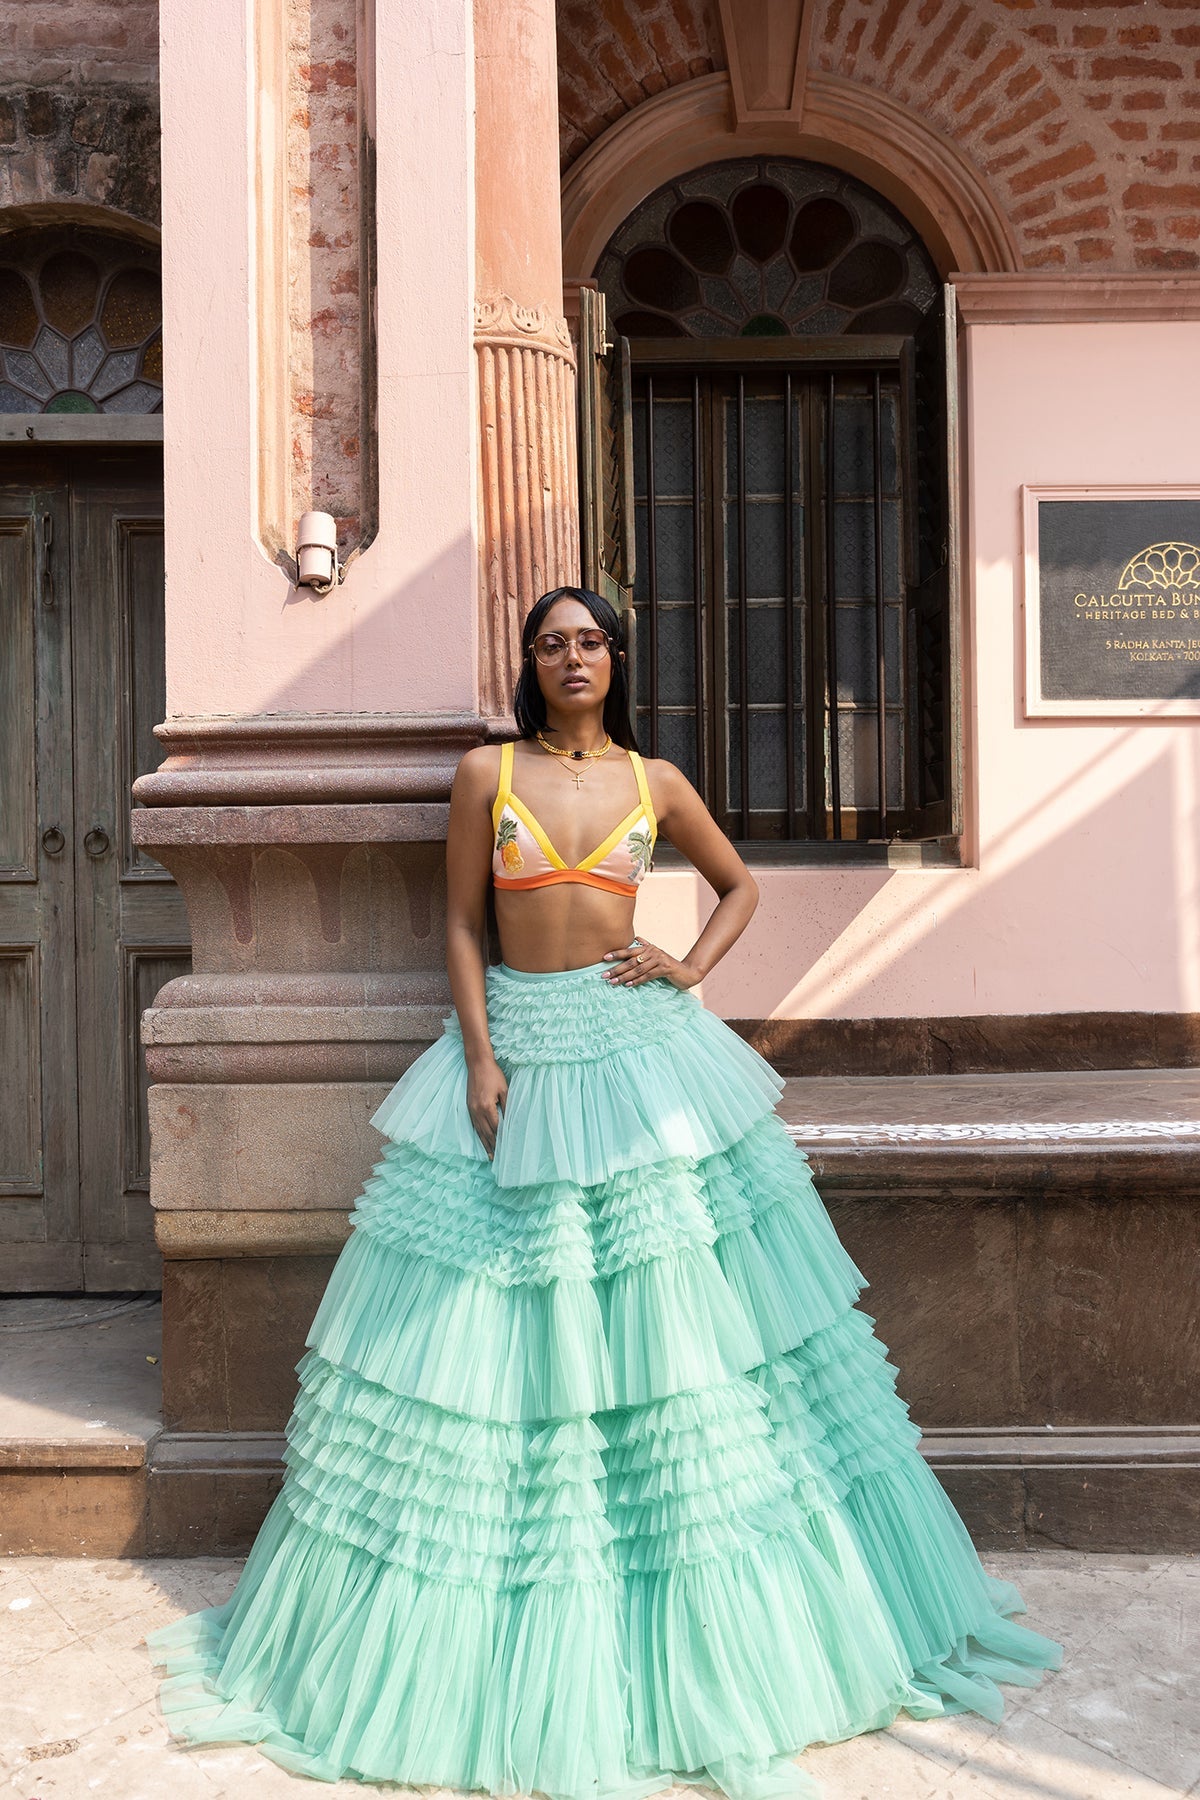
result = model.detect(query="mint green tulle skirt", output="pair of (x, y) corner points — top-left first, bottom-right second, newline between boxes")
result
(145, 960), (1063, 1799)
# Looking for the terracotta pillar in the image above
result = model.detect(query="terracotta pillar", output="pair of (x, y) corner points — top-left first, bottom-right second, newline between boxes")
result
(136, 0), (481, 1550)
(474, 0), (580, 717)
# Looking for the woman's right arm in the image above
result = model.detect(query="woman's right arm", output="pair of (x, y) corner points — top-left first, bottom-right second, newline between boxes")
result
(444, 745), (508, 1158)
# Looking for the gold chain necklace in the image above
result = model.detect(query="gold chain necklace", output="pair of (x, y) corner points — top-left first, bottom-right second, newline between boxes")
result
(535, 730), (613, 789)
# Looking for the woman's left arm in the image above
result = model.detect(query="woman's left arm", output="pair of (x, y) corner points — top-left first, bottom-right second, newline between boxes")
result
(603, 760), (759, 988)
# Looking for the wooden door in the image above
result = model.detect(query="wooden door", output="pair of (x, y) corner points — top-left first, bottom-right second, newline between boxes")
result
(0, 449), (189, 1291)
(0, 464), (78, 1286)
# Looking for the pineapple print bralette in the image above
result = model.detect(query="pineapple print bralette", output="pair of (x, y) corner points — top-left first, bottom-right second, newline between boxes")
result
(491, 738), (657, 896)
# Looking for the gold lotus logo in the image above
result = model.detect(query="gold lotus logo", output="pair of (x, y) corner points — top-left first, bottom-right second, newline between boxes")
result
(1117, 541), (1200, 592)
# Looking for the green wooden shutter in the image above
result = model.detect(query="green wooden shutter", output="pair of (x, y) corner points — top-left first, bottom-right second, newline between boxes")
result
(576, 286), (635, 610)
(576, 285), (637, 722)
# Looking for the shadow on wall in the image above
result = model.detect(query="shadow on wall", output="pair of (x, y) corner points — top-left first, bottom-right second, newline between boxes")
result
(182, 534), (478, 718)
(163, 545), (1200, 1024)
(711, 727), (1199, 1022)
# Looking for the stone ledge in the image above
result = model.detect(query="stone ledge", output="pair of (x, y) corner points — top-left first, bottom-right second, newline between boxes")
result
(154, 1209), (354, 1257)
(781, 1068), (1200, 1195)
(919, 1427), (1200, 1466)
(146, 973), (449, 1008)
(131, 711), (504, 808)
(952, 271), (1200, 323)
(148, 1431), (287, 1472)
(142, 1003), (448, 1043)
(140, 1425), (1199, 1473)
(0, 1436), (149, 1470)
(798, 1138), (1200, 1195)
(141, 999), (450, 1083)
(131, 802), (449, 846)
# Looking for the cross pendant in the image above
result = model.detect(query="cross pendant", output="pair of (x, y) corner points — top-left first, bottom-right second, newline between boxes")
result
(571, 770), (585, 789)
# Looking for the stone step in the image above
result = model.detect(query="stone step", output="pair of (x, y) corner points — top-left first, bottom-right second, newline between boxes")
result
(3, 1066), (1198, 1555)
(780, 1066), (1200, 1192)
(0, 1295), (163, 1556)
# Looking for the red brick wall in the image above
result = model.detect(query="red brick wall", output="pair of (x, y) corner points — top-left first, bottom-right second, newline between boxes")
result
(1, 0), (158, 86)
(0, 0), (159, 222)
(559, 0), (1200, 271)
(558, 0), (723, 168)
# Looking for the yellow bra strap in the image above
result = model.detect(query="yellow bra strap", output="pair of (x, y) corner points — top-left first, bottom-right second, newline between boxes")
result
(492, 738), (514, 833)
(629, 749), (657, 835)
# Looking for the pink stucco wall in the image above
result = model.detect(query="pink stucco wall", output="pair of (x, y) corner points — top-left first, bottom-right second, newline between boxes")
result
(650, 319), (1200, 1021)
(159, 0), (477, 721)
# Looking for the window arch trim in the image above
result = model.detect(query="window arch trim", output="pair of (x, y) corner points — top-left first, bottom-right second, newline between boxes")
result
(562, 70), (1019, 284)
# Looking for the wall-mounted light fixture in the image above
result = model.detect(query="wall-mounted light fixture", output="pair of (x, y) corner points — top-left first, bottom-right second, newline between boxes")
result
(296, 510), (341, 594)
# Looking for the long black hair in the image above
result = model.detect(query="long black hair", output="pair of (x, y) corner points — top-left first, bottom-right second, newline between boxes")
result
(512, 586), (639, 751)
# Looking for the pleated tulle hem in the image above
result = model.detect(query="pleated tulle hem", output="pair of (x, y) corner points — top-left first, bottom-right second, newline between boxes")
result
(145, 1468), (1062, 1800)
(144, 1498), (960, 1800)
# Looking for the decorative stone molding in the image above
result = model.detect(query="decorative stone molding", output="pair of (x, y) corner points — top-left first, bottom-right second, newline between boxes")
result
(132, 712), (494, 808)
(952, 273), (1200, 325)
(473, 294), (575, 358)
(154, 1211), (354, 1258)
(142, 985), (448, 1084)
(716, 0), (815, 129)
(130, 808), (449, 975)
(474, 291), (581, 717)
(562, 71), (1020, 281)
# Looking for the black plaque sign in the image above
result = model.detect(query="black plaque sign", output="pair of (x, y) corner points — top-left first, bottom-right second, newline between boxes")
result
(1026, 491), (1200, 714)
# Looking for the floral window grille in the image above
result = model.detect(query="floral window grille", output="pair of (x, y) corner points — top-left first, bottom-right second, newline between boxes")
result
(0, 230), (162, 415)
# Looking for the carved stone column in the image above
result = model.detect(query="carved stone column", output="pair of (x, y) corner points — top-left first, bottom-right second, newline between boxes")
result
(475, 297), (578, 714)
(474, 0), (579, 716)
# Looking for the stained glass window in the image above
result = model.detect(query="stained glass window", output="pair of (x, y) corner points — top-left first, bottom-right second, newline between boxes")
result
(594, 158), (938, 341)
(0, 231), (162, 414)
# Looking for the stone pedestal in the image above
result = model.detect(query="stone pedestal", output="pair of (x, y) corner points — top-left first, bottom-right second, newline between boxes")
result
(130, 719), (488, 1529)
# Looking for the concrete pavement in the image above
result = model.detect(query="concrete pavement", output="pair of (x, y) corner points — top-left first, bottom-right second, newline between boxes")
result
(1, 1549), (1197, 1798)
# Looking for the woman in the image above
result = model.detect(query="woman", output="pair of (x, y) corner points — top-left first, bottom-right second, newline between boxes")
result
(146, 586), (1062, 1799)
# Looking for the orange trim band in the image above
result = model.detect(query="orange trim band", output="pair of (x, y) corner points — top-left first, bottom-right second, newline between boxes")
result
(494, 868), (640, 897)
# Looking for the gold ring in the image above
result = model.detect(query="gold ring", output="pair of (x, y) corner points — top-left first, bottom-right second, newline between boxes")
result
(636, 953), (645, 964)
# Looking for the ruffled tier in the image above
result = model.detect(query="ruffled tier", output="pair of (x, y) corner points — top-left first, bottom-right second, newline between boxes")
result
(301, 1114), (864, 1423)
(369, 961), (785, 1189)
(144, 1361), (931, 1800)
(147, 975), (1062, 1799)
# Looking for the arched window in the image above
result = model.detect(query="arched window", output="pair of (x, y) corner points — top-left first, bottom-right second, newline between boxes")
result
(579, 158), (957, 848)
(0, 230), (162, 415)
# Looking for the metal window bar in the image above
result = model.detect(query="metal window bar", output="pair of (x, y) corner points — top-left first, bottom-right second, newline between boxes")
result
(735, 375), (749, 837)
(824, 372), (842, 839)
(872, 371), (888, 838)
(645, 375), (659, 756)
(783, 373), (796, 833)
(632, 358), (903, 842)
(692, 374), (703, 799)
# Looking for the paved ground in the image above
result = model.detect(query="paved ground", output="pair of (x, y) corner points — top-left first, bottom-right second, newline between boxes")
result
(1, 1550), (1196, 1799)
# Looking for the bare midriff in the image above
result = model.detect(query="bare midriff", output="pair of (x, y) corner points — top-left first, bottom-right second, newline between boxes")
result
(493, 883), (639, 973)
